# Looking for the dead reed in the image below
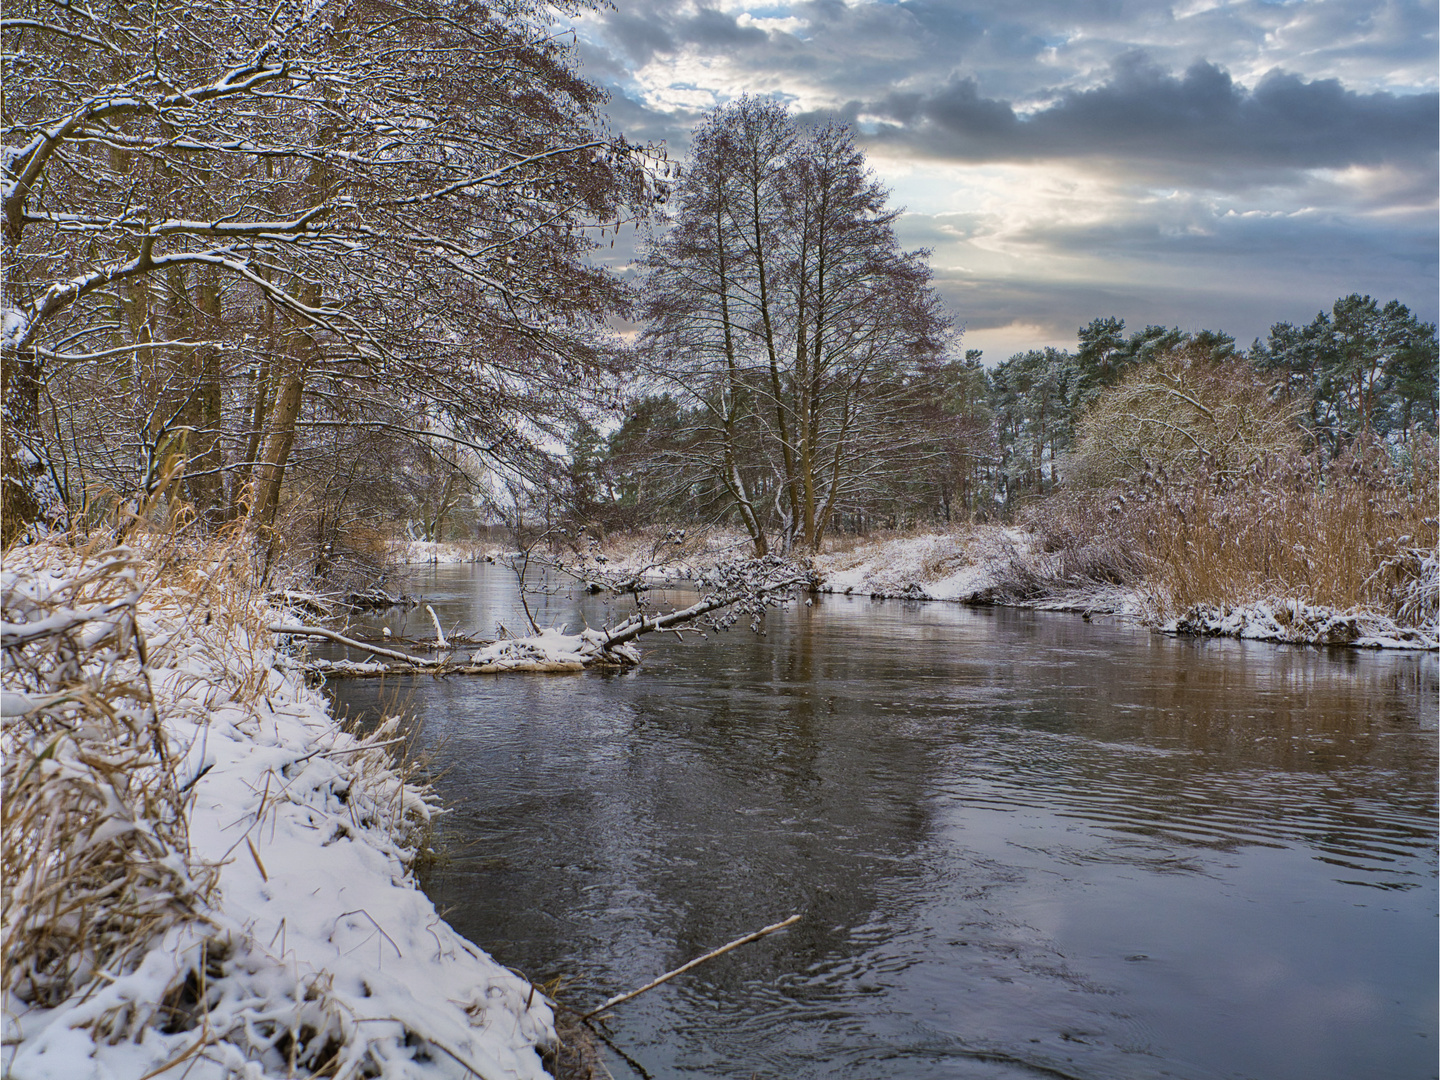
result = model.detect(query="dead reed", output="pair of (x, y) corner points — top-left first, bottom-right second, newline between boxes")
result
(1026, 438), (1438, 630)
(1, 543), (216, 1009)
(3, 525), (449, 1069)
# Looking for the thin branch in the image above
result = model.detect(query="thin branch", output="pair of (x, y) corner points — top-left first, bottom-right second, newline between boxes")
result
(269, 623), (439, 667)
(581, 914), (801, 1020)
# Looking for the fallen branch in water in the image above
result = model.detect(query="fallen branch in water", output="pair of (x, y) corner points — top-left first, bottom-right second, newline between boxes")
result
(581, 913), (801, 1021)
(280, 556), (816, 679)
(269, 624), (440, 667)
(594, 592), (738, 649)
(424, 605), (448, 648)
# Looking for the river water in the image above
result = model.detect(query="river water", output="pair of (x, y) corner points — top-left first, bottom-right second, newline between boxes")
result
(327, 563), (1438, 1080)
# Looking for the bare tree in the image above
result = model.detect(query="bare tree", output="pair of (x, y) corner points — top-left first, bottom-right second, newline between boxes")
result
(2, 0), (658, 544)
(1067, 344), (1304, 488)
(640, 100), (951, 555)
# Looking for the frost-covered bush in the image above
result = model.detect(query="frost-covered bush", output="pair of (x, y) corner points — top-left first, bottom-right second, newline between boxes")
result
(1066, 344), (1303, 489)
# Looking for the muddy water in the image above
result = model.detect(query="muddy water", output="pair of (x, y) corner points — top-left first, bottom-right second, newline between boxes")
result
(328, 564), (1438, 1080)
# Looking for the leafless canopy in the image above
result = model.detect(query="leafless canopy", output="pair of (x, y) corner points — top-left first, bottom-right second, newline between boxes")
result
(639, 99), (953, 555)
(2, 0), (659, 541)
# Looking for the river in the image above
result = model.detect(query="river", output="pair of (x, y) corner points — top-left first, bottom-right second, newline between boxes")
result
(327, 563), (1438, 1080)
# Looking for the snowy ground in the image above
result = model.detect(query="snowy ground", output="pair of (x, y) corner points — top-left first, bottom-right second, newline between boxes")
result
(2, 543), (557, 1079)
(1162, 599), (1437, 650)
(392, 540), (500, 565)
(811, 527), (1024, 602)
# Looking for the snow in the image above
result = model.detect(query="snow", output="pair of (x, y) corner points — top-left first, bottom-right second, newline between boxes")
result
(393, 540), (499, 565)
(1164, 599), (1438, 651)
(809, 528), (1034, 602)
(3, 307), (27, 348)
(470, 626), (639, 670)
(2, 546), (557, 1079)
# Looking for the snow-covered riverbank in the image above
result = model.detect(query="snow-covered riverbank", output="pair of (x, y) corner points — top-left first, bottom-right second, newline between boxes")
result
(395, 527), (1436, 652)
(2, 542), (556, 1079)
(811, 531), (1437, 650)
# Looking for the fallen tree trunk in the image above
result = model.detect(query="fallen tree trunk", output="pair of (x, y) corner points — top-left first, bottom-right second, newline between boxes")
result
(301, 657), (594, 678)
(593, 592), (736, 650)
(278, 557), (813, 677)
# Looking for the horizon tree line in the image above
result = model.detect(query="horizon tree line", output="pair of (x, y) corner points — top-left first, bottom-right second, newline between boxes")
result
(567, 294), (1436, 543)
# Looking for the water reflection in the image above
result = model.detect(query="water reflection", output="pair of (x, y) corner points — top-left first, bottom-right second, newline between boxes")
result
(329, 565), (1437, 1080)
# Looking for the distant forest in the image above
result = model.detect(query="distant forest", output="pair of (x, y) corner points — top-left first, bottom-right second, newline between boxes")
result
(569, 295), (1437, 546)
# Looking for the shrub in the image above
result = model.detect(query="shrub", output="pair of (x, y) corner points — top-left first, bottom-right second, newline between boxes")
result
(1066, 345), (1303, 489)
(1111, 438), (1437, 628)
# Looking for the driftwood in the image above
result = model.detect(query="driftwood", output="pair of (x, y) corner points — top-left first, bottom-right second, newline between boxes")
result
(581, 914), (802, 1020)
(271, 624), (626, 678)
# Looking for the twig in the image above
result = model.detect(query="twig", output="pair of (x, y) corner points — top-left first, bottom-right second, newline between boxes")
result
(582, 1017), (651, 1080)
(177, 761), (213, 793)
(581, 914), (800, 1020)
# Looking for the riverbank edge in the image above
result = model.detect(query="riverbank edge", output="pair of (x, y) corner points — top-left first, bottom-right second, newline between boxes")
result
(1, 540), (558, 1080)
(393, 531), (1438, 652)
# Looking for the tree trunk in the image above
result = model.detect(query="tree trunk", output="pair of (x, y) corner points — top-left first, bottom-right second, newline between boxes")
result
(186, 268), (225, 521)
(249, 361), (304, 528)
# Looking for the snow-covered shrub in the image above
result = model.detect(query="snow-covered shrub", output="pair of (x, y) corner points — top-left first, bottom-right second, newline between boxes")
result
(982, 497), (1146, 601)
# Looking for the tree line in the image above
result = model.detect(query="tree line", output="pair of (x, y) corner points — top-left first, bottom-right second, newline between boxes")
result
(4, 16), (1434, 570)
(570, 295), (1437, 547)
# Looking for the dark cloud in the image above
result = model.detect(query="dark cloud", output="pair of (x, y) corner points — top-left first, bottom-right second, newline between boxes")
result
(592, 88), (700, 153)
(681, 8), (768, 50)
(914, 76), (1017, 138)
(865, 56), (1438, 180)
(604, 12), (676, 66)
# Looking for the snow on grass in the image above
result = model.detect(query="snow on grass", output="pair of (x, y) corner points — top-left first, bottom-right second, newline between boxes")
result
(1162, 598), (1438, 651)
(2, 541), (556, 1079)
(811, 528), (1022, 602)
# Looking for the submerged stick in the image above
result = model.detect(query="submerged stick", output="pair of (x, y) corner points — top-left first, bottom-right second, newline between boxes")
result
(269, 623), (439, 667)
(581, 913), (801, 1020)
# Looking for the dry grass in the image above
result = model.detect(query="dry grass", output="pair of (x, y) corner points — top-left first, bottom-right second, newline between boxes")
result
(1025, 438), (1438, 629)
(1, 542), (217, 1009)
(1141, 441), (1438, 627)
(2, 523), (447, 1067)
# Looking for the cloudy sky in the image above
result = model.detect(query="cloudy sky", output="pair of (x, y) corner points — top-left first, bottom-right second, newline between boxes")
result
(564, 0), (1437, 362)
